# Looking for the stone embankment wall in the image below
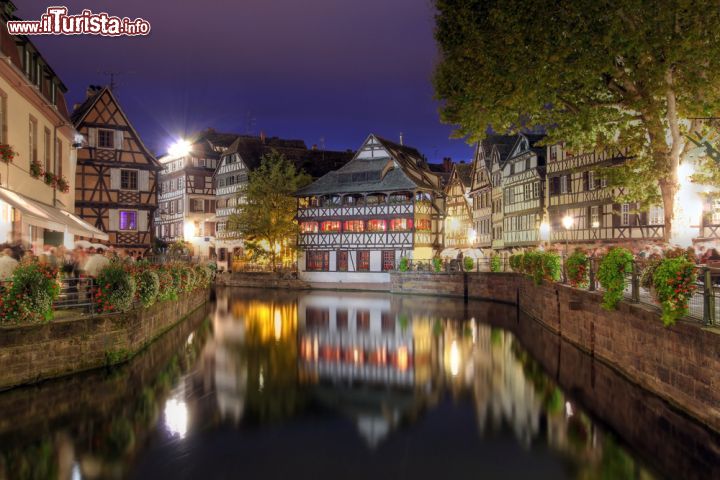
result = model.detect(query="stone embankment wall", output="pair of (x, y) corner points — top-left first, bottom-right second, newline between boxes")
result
(0, 289), (210, 390)
(390, 271), (720, 432)
(216, 272), (310, 290)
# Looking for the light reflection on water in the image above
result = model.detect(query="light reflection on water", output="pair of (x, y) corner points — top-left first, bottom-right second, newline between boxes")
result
(0, 288), (716, 479)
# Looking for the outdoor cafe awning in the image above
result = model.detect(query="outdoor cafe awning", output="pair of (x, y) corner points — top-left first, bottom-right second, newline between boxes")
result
(0, 187), (108, 241)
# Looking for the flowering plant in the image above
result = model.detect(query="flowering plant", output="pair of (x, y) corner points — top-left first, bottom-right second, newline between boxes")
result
(135, 268), (160, 308)
(565, 249), (589, 288)
(43, 171), (55, 186)
(193, 264), (212, 289)
(0, 144), (17, 163)
(55, 175), (70, 193)
(30, 159), (43, 178)
(154, 266), (177, 301)
(95, 262), (136, 313)
(0, 261), (59, 324)
(597, 247), (633, 310)
(653, 256), (697, 326)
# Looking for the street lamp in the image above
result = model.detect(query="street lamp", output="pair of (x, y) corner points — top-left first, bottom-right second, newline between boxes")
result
(168, 138), (191, 157)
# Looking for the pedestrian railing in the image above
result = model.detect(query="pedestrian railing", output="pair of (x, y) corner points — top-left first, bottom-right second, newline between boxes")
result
(0, 277), (97, 315)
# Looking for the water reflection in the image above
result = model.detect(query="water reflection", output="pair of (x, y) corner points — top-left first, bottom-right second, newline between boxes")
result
(0, 289), (717, 479)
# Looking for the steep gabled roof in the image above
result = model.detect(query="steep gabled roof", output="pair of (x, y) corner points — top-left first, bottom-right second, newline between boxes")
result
(454, 163), (473, 188)
(294, 133), (438, 196)
(506, 133), (546, 164)
(72, 86), (161, 169)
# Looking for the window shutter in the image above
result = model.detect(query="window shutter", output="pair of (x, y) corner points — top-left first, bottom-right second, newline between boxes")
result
(114, 130), (124, 150)
(108, 209), (119, 231)
(138, 211), (148, 231)
(583, 171), (589, 191)
(566, 174), (572, 193)
(88, 128), (97, 147)
(110, 168), (120, 190)
(138, 170), (149, 191)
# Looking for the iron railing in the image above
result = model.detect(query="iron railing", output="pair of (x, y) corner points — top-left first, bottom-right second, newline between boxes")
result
(1, 277), (97, 315)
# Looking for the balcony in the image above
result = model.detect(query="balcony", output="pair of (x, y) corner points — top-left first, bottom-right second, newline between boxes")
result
(298, 231), (414, 249)
(298, 202), (416, 219)
(216, 184), (242, 197)
(216, 207), (237, 218)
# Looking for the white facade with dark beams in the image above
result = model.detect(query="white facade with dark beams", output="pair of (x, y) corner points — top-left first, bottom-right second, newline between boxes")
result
(295, 134), (444, 283)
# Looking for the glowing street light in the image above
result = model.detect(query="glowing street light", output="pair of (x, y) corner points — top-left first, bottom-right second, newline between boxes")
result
(562, 214), (574, 230)
(539, 221), (550, 241)
(168, 138), (192, 157)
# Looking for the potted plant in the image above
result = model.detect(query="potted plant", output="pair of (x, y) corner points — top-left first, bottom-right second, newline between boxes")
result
(43, 171), (55, 186)
(55, 175), (70, 193)
(30, 159), (43, 178)
(0, 144), (16, 164)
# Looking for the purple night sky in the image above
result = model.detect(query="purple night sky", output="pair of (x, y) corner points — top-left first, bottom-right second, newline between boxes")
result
(17, 0), (474, 163)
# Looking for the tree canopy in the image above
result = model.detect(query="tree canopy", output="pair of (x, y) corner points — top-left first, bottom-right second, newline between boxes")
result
(434, 0), (720, 241)
(227, 151), (311, 270)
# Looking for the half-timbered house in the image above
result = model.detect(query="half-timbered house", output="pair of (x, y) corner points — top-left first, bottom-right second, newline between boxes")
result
(469, 136), (516, 249)
(502, 134), (547, 248)
(294, 134), (444, 283)
(72, 86), (161, 255)
(546, 144), (665, 246)
(443, 162), (474, 250)
(155, 130), (237, 258)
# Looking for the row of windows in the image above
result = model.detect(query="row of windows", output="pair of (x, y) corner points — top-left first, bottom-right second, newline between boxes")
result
(305, 307), (396, 332)
(300, 218), (430, 233)
(217, 172), (247, 188)
(306, 250), (395, 272)
(504, 182), (541, 205)
(300, 192), (432, 208)
(550, 170), (608, 195)
(25, 113), (63, 177)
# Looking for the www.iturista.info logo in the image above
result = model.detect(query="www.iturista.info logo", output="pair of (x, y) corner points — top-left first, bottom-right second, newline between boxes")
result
(6, 6), (151, 36)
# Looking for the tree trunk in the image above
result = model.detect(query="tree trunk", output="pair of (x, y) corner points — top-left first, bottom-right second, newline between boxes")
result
(659, 177), (677, 243)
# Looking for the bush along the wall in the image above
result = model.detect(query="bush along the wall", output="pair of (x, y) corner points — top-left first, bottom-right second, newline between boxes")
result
(565, 249), (589, 288)
(135, 269), (160, 308)
(96, 262), (137, 313)
(464, 256), (475, 272)
(509, 254), (522, 272)
(490, 254), (502, 272)
(155, 267), (178, 301)
(653, 256), (697, 326)
(597, 247), (633, 310)
(0, 262), (59, 324)
(399, 257), (409, 272)
(540, 251), (562, 283)
(433, 257), (442, 273)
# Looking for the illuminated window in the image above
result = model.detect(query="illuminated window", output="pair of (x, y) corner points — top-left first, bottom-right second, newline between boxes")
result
(344, 220), (364, 232)
(306, 251), (329, 271)
(337, 251), (348, 271)
(119, 211), (137, 230)
(648, 205), (664, 225)
(97, 129), (114, 149)
(416, 219), (431, 231)
(590, 206), (600, 228)
(382, 250), (395, 271)
(357, 251), (370, 271)
(301, 222), (318, 233)
(321, 221), (340, 232)
(390, 218), (413, 231)
(367, 219), (386, 231)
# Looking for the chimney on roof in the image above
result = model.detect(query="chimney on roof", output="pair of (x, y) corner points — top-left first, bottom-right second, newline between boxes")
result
(85, 85), (102, 99)
(442, 157), (453, 172)
(399, 132), (404, 146)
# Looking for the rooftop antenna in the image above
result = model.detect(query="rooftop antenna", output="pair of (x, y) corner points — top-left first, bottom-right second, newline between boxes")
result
(98, 70), (134, 93)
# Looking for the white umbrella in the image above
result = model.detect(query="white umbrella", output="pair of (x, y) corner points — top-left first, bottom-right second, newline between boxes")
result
(440, 248), (460, 259)
(74, 240), (92, 249)
(91, 243), (106, 250)
(463, 248), (484, 259)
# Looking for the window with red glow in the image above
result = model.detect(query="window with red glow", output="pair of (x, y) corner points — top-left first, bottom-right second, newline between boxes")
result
(300, 222), (318, 233)
(367, 219), (386, 231)
(321, 221), (340, 232)
(382, 250), (395, 271)
(389, 218), (413, 231)
(306, 251), (329, 271)
(337, 251), (348, 271)
(343, 220), (364, 232)
(357, 250), (370, 271)
(306, 307), (329, 328)
(356, 309), (370, 331)
(416, 219), (431, 231)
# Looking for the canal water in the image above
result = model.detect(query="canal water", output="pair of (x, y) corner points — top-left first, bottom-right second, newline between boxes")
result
(0, 288), (717, 480)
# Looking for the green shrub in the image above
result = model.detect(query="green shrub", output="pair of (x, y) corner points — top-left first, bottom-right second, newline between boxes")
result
(399, 257), (409, 272)
(565, 249), (589, 288)
(540, 251), (562, 283)
(194, 264), (212, 289)
(432, 257), (442, 273)
(490, 254), (501, 272)
(0, 262), (59, 324)
(509, 254), (521, 271)
(653, 256), (697, 326)
(463, 256), (475, 272)
(597, 248), (633, 310)
(640, 256), (662, 290)
(155, 267), (177, 301)
(135, 269), (160, 308)
(96, 262), (137, 313)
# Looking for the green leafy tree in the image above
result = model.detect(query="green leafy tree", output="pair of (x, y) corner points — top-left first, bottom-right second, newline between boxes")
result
(227, 151), (311, 271)
(434, 0), (720, 241)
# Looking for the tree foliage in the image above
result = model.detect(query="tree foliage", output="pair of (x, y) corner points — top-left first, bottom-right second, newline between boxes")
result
(434, 0), (720, 240)
(227, 150), (311, 270)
